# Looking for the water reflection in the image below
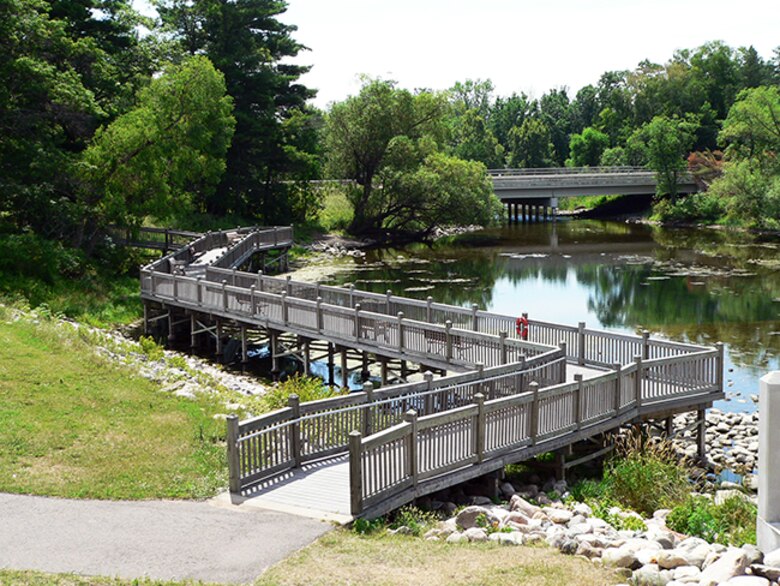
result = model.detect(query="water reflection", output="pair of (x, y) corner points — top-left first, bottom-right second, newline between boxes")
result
(319, 220), (780, 412)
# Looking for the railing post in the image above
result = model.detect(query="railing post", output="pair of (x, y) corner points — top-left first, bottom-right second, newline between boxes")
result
(354, 303), (362, 340)
(273, 226), (278, 246)
(288, 394), (302, 468)
(349, 284), (355, 308)
(716, 342), (725, 390)
(362, 382), (374, 436)
(522, 312), (529, 341)
(221, 280), (228, 312)
(404, 410), (418, 487)
(445, 320), (453, 362)
(232, 268), (238, 286)
(257, 270), (264, 292)
(172, 272), (179, 300)
(634, 354), (643, 409)
(642, 330), (650, 360)
(226, 415), (241, 494)
(474, 393), (485, 462)
(574, 374), (583, 430)
(286, 275), (292, 296)
(426, 296), (433, 322)
(578, 321), (586, 366)
(499, 331), (508, 365)
(613, 362), (622, 414)
(150, 270), (156, 295)
(386, 290), (392, 315)
(397, 312), (405, 353)
(316, 296), (323, 333)
(250, 285), (257, 315)
(349, 431), (363, 516)
(530, 381), (540, 444)
(559, 340), (567, 383)
(423, 370), (434, 414)
(471, 304), (479, 331)
(196, 277), (203, 307)
(281, 291), (288, 325)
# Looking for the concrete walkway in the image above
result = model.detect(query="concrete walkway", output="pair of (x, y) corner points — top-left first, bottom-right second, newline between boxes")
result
(0, 493), (331, 584)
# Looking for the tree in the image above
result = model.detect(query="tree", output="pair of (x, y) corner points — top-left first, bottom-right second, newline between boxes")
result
(0, 0), (154, 237)
(567, 127), (610, 167)
(629, 116), (696, 202)
(539, 88), (572, 164)
(506, 118), (554, 168)
(449, 108), (504, 168)
(719, 86), (780, 163)
(325, 79), (500, 239)
(77, 56), (235, 244)
(156, 0), (317, 222)
(488, 93), (532, 152)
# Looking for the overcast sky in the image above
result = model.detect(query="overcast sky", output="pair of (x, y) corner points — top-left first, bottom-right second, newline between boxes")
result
(135, 0), (778, 108)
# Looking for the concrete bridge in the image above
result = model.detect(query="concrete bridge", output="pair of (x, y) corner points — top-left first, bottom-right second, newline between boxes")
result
(489, 166), (699, 222)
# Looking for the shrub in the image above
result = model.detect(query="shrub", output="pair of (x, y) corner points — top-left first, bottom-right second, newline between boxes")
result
(569, 479), (606, 502)
(352, 517), (386, 535)
(262, 374), (346, 410)
(138, 335), (164, 361)
(603, 432), (689, 517)
(667, 494), (757, 546)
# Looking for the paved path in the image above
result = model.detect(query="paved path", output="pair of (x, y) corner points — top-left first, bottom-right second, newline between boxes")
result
(0, 493), (331, 584)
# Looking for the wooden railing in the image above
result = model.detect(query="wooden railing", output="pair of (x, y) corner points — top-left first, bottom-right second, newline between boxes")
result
(350, 346), (722, 517)
(210, 227), (294, 270)
(107, 226), (202, 252)
(226, 350), (567, 492)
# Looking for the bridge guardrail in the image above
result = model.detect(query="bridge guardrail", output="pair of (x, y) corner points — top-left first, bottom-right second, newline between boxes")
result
(487, 166), (648, 177)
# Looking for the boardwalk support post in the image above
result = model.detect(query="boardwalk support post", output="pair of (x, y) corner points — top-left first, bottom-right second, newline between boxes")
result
(716, 342), (725, 390)
(474, 393), (485, 463)
(577, 322), (586, 365)
(697, 408), (706, 461)
(289, 394), (302, 468)
(758, 372), (780, 552)
(404, 410), (419, 487)
(227, 415), (241, 494)
(349, 431), (363, 516)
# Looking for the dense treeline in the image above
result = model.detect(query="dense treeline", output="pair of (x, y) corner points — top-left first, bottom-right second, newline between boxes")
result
(1, 0), (779, 254)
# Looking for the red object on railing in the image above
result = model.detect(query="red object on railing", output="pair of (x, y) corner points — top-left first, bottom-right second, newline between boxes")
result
(515, 314), (529, 340)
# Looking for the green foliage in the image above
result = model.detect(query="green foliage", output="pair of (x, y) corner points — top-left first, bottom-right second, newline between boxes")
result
(507, 118), (554, 168)
(79, 56), (235, 231)
(603, 435), (689, 517)
(599, 146), (626, 167)
(390, 506), (439, 536)
(667, 495), (757, 546)
(720, 86), (780, 162)
(139, 336), (164, 361)
(262, 375), (346, 411)
(706, 159), (780, 229)
(317, 185), (354, 232)
(156, 0), (319, 224)
(352, 516), (386, 535)
(325, 79), (501, 239)
(567, 127), (610, 167)
(569, 479), (606, 502)
(652, 191), (726, 224)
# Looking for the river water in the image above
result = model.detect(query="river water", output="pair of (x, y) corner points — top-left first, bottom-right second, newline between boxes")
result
(306, 220), (780, 414)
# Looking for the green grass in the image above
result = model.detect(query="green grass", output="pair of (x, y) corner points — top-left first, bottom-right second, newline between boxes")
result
(0, 308), (230, 499)
(0, 570), (213, 586)
(557, 194), (621, 211)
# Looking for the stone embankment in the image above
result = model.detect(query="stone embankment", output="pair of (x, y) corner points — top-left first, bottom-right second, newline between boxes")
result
(414, 479), (773, 586)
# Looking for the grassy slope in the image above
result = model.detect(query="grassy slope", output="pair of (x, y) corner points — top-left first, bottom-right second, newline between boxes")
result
(0, 312), (228, 499)
(0, 531), (621, 586)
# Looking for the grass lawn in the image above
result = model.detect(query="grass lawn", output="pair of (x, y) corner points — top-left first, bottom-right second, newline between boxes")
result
(0, 530), (622, 586)
(0, 310), (229, 499)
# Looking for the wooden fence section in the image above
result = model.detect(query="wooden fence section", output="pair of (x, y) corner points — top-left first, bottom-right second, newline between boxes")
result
(351, 347), (723, 518)
(226, 351), (567, 492)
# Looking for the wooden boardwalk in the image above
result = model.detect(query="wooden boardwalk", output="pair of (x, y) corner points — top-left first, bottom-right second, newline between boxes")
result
(139, 227), (724, 520)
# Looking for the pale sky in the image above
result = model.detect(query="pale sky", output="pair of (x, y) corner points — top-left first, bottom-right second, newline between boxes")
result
(135, 0), (779, 108)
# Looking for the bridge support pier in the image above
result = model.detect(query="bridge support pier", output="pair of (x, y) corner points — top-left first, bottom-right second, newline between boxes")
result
(340, 346), (349, 389)
(270, 329), (280, 380)
(380, 357), (389, 385)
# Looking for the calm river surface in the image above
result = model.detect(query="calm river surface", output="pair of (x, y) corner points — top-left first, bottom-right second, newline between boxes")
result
(308, 220), (780, 414)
